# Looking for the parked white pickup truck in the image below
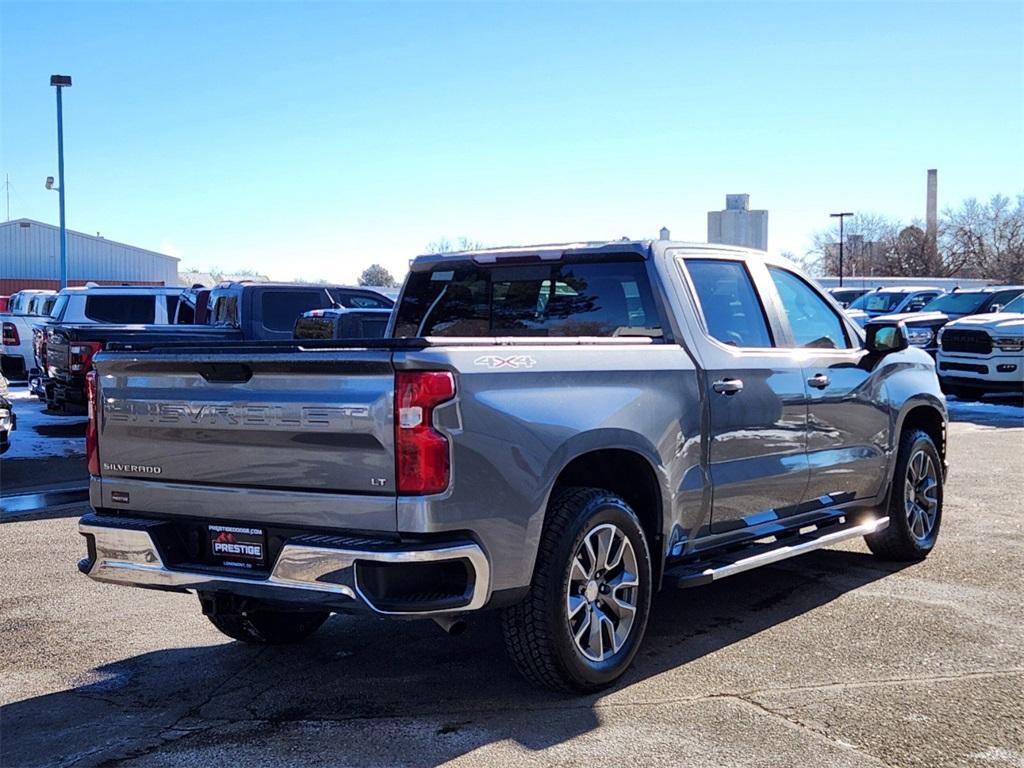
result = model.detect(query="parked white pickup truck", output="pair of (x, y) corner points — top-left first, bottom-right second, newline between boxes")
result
(1, 290), (56, 380)
(937, 294), (1024, 399)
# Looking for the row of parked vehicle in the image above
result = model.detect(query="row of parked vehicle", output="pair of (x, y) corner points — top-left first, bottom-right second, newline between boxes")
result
(827, 284), (1024, 399)
(0, 282), (397, 418)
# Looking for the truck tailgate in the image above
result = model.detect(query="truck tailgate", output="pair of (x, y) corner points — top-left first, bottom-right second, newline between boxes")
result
(95, 350), (396, 501)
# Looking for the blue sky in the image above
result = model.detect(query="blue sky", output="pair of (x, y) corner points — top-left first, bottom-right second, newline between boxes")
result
(2, 1), (1021, 282)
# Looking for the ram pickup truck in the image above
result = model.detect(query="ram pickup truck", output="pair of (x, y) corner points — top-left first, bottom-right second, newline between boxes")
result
(43, 283), (394, 412)
(877, 285), (1024, 355)
(79, 241), (948, 692)
(936, 293), (1024, 399)
(1, 289), (57, 380)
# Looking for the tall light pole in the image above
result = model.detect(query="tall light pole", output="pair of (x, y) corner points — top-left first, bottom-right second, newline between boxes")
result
(830, 212), (854, 287)
(51, 75), (72, 288)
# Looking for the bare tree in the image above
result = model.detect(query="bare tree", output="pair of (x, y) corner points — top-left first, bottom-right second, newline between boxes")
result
(941, 195), (1024, 283)
(810, 213), (900, 277)
(425, 236), (485, 254)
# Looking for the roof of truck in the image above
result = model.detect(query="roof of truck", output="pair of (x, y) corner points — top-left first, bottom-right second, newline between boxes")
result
(410, 239), (768, 268)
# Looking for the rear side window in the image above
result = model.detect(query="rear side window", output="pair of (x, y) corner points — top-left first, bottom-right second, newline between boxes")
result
(84, 295), (155, 324)
(683, 259), (773, 348)
(768, 268), (851, 349)
(393, 259), (661, 338)
(212, 295), (238, 326)
(261, 290), (329, 332)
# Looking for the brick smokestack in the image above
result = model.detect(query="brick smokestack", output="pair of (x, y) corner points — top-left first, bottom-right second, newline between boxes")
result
(926, 169), (938, 258)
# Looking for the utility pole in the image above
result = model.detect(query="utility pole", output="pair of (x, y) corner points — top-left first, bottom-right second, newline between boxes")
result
(51, 75), (72, 289)
(830, 212), (854, 287)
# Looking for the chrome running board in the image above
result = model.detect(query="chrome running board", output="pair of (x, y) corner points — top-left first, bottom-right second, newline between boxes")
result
(664, 516), (889, 588)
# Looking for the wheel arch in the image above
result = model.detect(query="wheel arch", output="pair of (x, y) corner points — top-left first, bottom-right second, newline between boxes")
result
(548, 444), (667, 583)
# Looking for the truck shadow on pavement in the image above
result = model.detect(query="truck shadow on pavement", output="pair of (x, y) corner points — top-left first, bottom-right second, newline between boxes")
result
(3, 549), (910, 768)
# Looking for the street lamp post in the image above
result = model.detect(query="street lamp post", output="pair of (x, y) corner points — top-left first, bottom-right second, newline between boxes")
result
(830, 212), (854, 287)
(50, 75), (72, 289)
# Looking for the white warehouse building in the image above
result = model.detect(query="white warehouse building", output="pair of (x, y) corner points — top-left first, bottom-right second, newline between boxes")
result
(0, 218), (179, 295)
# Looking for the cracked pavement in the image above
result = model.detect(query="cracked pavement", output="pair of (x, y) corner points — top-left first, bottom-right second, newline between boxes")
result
(2, 418), (1022, 767)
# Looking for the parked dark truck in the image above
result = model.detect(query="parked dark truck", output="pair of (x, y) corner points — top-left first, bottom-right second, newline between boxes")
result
(45, 283), (393, 412)
(79, 242), (948, 692)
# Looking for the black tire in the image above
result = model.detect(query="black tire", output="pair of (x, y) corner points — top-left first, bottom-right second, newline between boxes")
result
(865, 429), (943, 561)
(202, 596), (330, 645)
(502, 487), (652, 693)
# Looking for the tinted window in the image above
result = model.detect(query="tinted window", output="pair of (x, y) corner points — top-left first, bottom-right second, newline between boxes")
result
(684, 259), (773, 348)
(904, 292), (941, 311)
(261, 290), (329, 332)
(921, 292), (987, 314)
(212, 295), (239, 326)
(334, 292), (393, 309)
(1000, 295), (1024, 314)
(769, 268), (851, 349)
(985, 290), (1024, 311)
(852, 292), (905, 312)
(84, 295), (155, 324)
(394, 259), (661, 338)
(49, 295), (69, 320)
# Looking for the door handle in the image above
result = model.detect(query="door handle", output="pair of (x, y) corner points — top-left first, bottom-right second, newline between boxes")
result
(712, 378), (744, 395)
(807, 373), (830, 389)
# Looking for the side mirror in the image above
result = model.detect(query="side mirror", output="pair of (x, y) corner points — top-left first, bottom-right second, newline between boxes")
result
(989, 304), (1003, 314)
(866, 320), (909, 355)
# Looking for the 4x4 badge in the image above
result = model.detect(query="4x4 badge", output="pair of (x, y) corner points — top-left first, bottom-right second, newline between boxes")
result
(474, 355), (537, 369)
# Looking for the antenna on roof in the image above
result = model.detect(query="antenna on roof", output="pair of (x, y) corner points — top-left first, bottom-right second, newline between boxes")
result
(2, 174), (9, 222)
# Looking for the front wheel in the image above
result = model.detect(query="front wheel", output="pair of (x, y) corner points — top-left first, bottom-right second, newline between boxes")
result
(865, 429), (943, 561)
(502, 487), (652, 693)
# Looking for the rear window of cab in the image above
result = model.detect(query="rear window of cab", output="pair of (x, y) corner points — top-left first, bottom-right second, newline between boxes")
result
(393, 258), (662, 339)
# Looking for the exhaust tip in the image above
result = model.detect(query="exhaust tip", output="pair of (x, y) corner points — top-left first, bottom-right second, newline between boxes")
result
(433, 616), (467, 636)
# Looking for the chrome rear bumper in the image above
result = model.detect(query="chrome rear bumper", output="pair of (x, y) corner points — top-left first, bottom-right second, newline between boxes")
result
(79, 514), (490, 616)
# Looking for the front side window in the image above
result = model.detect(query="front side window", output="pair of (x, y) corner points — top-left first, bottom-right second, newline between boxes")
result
(683, 259), (773, 348)
(768, 268), (851, 349)
(84, 295), (156, 324)
(394, 258), (661, 338)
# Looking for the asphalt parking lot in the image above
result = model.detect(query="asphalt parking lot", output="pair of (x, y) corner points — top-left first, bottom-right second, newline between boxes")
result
(1, 396), (1023, 767)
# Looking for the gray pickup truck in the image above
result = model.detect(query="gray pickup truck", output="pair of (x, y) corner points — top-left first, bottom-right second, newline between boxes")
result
(79, 241), (947, 692)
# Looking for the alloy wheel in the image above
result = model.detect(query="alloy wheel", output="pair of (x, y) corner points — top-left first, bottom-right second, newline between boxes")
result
(566, 522), (640, 662)
(904, 449), (939, 542)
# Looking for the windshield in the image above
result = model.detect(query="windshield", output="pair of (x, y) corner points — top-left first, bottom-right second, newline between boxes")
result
(848, 291), (905, 312)
(920, 292), (987, 314)
(1000, 295), (1024, 314)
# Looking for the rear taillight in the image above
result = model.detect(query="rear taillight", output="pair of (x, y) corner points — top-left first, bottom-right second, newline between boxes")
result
(70, 341), (102, 373)
(2, 322), (19, 346)
(395, 371), (456, 495)
(86, 370), (99, 476)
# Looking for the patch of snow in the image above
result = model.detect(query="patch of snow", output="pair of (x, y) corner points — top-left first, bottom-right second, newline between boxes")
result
(1, 388), (86, 460)
(946, 395), (1024, 428)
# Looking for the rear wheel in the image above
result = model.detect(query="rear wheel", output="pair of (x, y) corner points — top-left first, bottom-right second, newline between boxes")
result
(200, 593), (330, 645)
(502, 487), (652, 693)
(865, 429), (943, 561)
